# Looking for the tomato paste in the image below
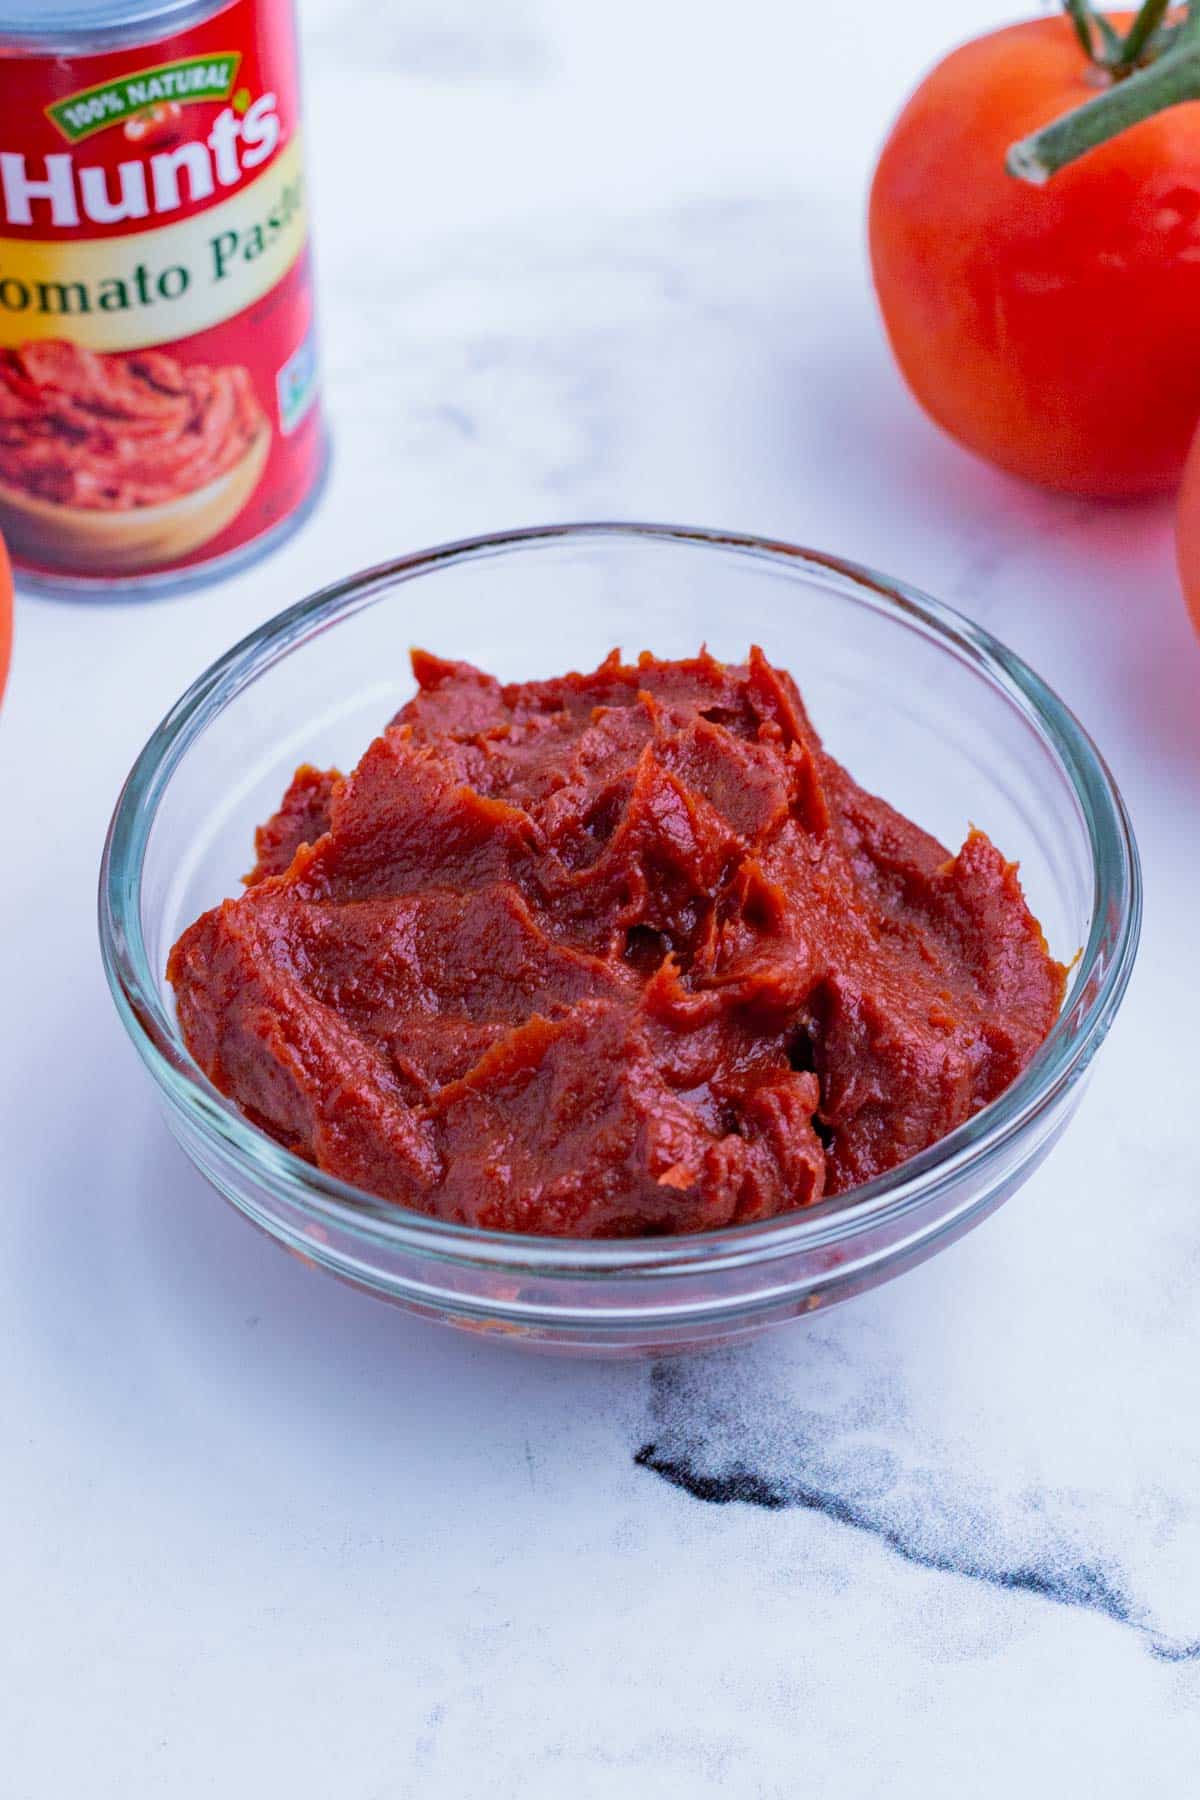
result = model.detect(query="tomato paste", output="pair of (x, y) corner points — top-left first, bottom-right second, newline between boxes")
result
(168, 649), (1067, 1238)
(0, 0), (324, 588)
(0, 340), (265, 509)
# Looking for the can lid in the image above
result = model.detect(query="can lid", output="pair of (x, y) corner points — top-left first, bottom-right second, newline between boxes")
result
(0, 0), (228, 50)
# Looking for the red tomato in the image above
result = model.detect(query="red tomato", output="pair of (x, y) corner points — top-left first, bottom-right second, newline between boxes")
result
(1174, 423), (1200, 636)
(869, 15), (1200, 498)
(123, 101), (183, 150)
(0, 529), (11, 703)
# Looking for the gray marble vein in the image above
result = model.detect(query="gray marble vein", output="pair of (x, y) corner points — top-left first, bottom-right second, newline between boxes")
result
(637, 1356), (1200, 1663)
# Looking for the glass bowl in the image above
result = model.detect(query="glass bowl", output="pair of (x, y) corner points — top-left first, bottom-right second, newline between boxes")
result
(99, 523), (1141, 1356)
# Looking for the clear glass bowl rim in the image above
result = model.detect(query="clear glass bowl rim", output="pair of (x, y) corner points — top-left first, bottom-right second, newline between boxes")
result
(98, 521), (1142, 1278)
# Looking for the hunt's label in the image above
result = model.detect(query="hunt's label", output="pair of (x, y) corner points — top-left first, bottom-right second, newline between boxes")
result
(0, 0), (324, 585)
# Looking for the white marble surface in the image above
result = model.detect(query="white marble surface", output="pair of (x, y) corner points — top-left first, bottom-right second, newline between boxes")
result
(4, 1), (1200, 1792)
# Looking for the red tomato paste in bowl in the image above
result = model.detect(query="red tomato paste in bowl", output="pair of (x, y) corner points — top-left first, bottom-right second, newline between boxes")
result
(167, 647), (1066, 1239)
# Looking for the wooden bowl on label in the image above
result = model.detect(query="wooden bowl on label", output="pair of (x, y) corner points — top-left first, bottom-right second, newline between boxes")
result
(0, 423), (271, 575)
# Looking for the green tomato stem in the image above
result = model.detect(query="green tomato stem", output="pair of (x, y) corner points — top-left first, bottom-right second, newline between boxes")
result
(1063, 0), (1101, 61)
(1008, 34), (1200, 181)
(1093, 11), (1126, 59)
(1116, 0), (1173, 67)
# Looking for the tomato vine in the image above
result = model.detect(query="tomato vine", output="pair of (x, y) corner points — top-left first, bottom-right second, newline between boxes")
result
(1010, 1), (1200, 180)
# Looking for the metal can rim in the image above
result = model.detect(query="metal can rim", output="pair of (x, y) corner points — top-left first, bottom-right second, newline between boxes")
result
(0, 0), (234, 55)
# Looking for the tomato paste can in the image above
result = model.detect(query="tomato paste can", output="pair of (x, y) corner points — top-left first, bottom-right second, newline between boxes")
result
(0, 0), (327, 594)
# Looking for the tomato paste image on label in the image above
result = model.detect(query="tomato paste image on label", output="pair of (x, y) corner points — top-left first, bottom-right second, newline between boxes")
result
(0, 0), (326, 592)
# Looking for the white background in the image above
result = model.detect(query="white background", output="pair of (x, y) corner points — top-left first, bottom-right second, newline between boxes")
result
(3, 1), (1199, 1793)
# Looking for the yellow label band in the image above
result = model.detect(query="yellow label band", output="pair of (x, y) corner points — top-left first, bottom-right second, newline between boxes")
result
(0, 131), (306, 353)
